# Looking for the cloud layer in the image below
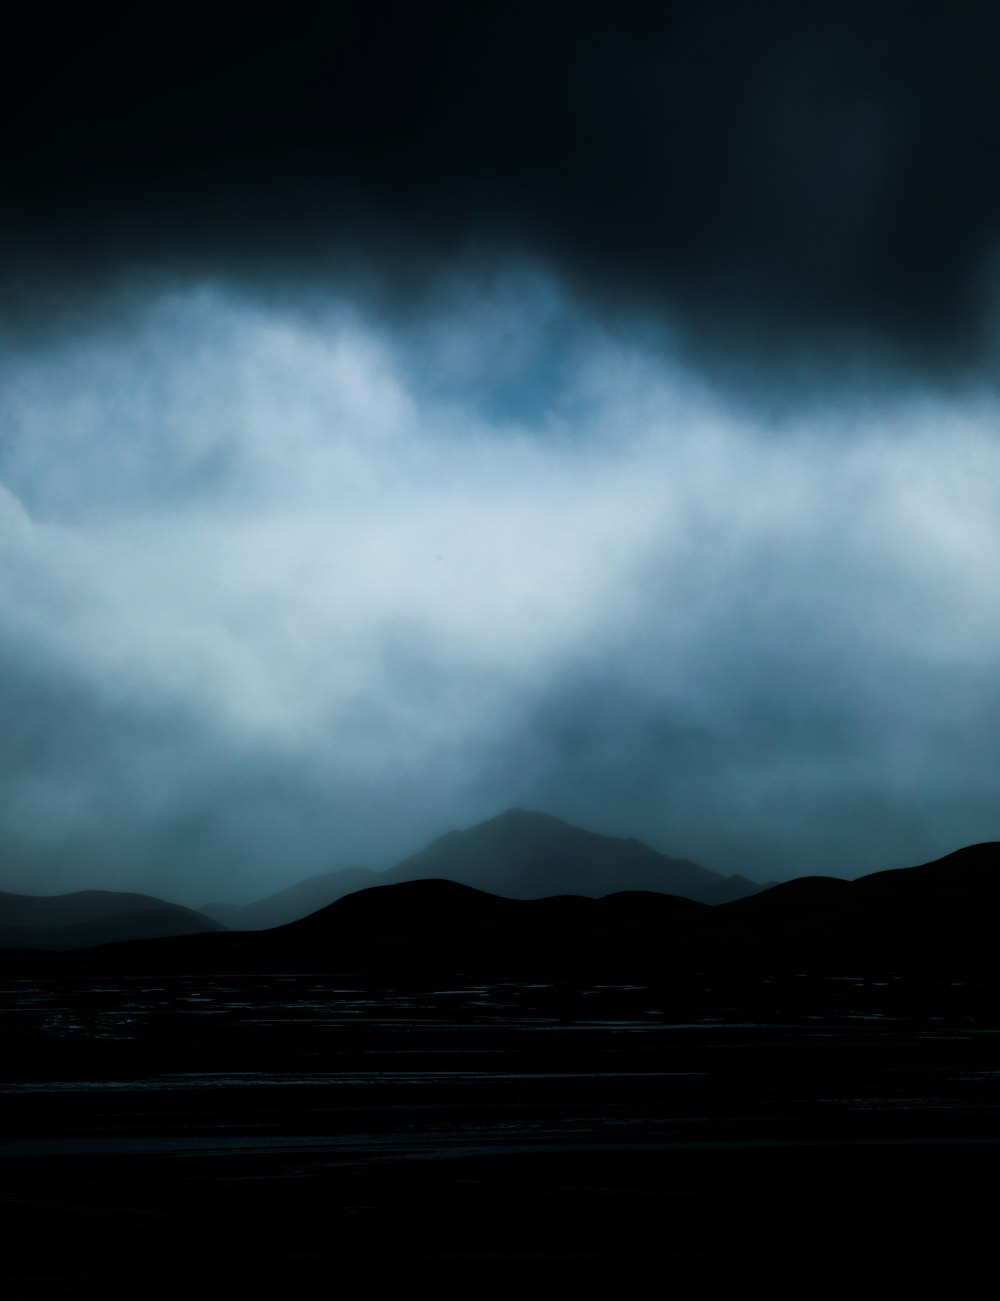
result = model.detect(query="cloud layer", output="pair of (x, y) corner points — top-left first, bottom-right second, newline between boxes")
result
(2, 277), (999, 900)
(5, 3), (1000, 379)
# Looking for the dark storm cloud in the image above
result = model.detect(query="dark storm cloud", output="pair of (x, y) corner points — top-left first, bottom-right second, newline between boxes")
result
(5, 2), (1000, 372)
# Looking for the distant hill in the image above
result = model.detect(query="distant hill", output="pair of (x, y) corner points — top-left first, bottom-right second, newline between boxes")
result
(0, 890), (224, 949)
(691, 874), (772, 906)
(11, 841), (1000, 975)
(281, 878), (711, 965)
(376, 808), (725, 899)
(27, 879), (714, 973)
(202, 868), (378, 930)
(200, 810), (756, 928)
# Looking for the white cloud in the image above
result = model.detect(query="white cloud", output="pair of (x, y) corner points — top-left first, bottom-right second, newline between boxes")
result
(1, 277), (999, 895)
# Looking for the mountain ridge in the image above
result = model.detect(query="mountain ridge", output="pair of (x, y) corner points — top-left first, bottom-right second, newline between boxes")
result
(7, 839), (997, 975)
(201, 808), (745, 928)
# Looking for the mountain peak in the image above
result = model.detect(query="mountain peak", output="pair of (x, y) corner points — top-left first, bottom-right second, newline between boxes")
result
(481, 807), (568, 829)
(382, 809), (722, 900)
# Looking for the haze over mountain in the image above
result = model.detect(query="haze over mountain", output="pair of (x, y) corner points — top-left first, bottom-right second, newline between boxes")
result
(200, 811), (766, 928)
(377, 809), (721, 897)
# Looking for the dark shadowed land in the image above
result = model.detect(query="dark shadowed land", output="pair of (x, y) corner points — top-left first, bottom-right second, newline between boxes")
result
(3, 844), (1000, 1297)
(6, 837), (998, 976)
(0, 890), (224, 950)
(4, 810), (767, 941)
(201, 866), (381, 931)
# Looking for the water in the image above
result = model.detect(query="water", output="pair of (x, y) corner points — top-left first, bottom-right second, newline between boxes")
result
(3, 972), (1000, 1158)
(3, 972), (1000, 1294)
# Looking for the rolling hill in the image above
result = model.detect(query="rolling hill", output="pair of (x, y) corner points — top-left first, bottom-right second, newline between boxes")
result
(202, 868), (378, 930)
(8, 841), (1000, 974)
(200, 809), (758, 929)
(0, 889), (225, 950)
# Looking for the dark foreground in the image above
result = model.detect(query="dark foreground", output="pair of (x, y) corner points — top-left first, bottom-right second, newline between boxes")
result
(3, 971), (1000, 1298)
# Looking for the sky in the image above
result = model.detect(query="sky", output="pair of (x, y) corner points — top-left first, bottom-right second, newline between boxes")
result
(2, 2), (1000, 903)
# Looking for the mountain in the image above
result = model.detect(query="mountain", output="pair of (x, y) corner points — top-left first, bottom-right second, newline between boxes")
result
(376, 808), (724, 899)
(201, 868), (378, 929)
(198, 810), (732, 929)
(0, 890), (224, 949)
(314, 841), (999, 971)
(9, 841), (1000, 975)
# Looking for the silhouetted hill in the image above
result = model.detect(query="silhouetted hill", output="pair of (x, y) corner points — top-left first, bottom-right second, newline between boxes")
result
(26, 878), (712, 974)
(0, 890), (224, 949)
(714, 842), (1000, 965)
(201, 868), (378, 929)
(720, 875), (853, 923)
(691, 874), (772, 905)
(196, 810), (730, 928)
(8, 841), (1000, 975)
(853, 843), (1000, 912)
(300, 841), (1000, 971)
(285, 877), (712, 964)
(377, 808), (723, 899)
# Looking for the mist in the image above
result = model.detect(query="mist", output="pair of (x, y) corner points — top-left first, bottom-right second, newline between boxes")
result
(1, 271), (998, 902)
(4, 4), (1000, 900)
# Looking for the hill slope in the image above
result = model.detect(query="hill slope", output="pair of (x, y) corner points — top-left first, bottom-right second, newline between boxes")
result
(377, 808), (724, 899)
(0, 890), (224, 949)
(11, 841), (1000, 974)
(200, 810), (749, 928)
(715, 841), (1000, 964)
(202, 869), (378, 929)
